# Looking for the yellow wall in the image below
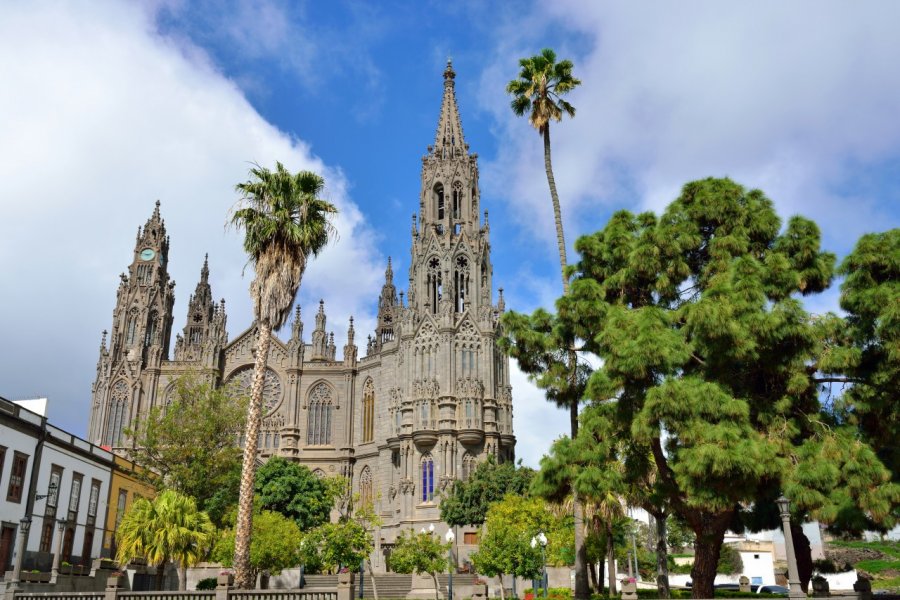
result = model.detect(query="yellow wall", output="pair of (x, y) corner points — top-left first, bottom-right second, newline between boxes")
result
(102, 455), (157, 557)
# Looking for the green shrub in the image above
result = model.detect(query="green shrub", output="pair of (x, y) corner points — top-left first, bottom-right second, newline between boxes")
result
(196, 577), (217, 590)
(717, 544), (743, 575)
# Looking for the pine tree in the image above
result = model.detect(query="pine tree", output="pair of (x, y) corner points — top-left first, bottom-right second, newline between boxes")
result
(507, 178), (898, 599)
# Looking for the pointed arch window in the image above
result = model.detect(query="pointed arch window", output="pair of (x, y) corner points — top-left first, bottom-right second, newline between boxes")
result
(104, 380), (129, 447)
(359, 466), (373, 508)
(452, 182), (463, 220)
(427, 257), (442, 314)
(362, 379), (375, 443)
(434, 184), (445, 221)
(125, 309), (138, 346)
(421, 454), (434, 502)
(462, 453), (477, 481)
(307, 383), (333, 446)
(454, 256), (469, 313)
(144, 310), (158, 347)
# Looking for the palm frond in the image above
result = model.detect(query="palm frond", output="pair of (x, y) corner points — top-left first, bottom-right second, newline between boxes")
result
(231, 163), (338, 329)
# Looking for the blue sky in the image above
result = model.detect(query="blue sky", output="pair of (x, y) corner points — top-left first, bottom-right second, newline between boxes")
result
(1, 1), (899, 468)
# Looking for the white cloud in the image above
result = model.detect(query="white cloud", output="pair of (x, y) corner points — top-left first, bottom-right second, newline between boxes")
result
(0, 1), (383, 432)
(509, 362), (570, 469)
(481, 1), (900, 257)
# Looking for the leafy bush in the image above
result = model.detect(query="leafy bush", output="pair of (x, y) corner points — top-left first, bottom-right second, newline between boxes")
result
(812, 558), (852, 573)
(717, 544), (743, 575)
(547, 587), (572, 600)
(196, 577), (217, 590)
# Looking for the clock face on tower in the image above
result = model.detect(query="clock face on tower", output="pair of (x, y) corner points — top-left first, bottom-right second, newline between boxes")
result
(140, 248), (156, 261)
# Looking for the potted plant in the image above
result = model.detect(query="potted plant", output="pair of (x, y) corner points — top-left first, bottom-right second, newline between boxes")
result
(22, 570), (52, 583)
(107, 570), (127, 588)
(217, 571), (234, 587)
(337, 567), (354, 586)
(812, 575), (830, 596)
(621, 577), (638, 600)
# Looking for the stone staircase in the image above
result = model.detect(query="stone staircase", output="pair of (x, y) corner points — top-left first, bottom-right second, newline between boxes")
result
(301, 573), (481, 600)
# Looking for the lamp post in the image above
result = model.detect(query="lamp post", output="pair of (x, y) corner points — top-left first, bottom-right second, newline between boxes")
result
(446, 529), (455, 600)
(775, 496), (804, 600)
(10, 518), (32, 583)
(50, 518), (67, 582)
(531, 532), (548, 599)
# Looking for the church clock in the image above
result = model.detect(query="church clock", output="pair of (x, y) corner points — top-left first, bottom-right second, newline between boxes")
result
(139, 248), (156, 261)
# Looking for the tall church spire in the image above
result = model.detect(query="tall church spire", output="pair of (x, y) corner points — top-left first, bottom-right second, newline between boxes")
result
(432, 60), (467, 157)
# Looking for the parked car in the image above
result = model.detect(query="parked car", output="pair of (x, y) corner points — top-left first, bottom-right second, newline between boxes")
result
(757, 585), (789, 595)
(714, 584), (741, 591)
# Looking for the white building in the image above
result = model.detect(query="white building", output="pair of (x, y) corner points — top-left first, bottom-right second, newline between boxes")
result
(0, 395), (114, 576)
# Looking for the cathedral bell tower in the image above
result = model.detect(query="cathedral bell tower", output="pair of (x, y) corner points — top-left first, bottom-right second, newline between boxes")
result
(88, 201), (176, 448)
(388, 62), (514, 521)
(409, 60), (493, 320)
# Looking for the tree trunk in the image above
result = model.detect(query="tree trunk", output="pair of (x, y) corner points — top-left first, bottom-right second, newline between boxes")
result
(178, 564), (187, 591)
(690, 517), (729, 600)
(544, 116), (587, 600)
(367, 559), (379, 600)
(690, 540), (720, 600)
(498, 575), (505, 600)
(155, 560), (166, 591)
(655, 514), (671, 599)
(791, 522), (812, 593)
(233, 322), (273, 589)
(588, 561), (599, 593)
(431, 571), (441, 600)
(597, 556), (605, 596)
(542, 125), (568, 294)
(606, 523), (617, 598)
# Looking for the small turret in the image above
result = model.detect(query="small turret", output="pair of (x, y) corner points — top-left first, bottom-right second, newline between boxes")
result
(311, 300), (328, 360)
(344, 317), (358, 365)
(375, 257), (398, 348)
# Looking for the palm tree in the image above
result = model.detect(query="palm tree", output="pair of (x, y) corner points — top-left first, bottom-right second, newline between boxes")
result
(507, 48), (587, 599)
(506, 47), (581, 295)
(230, 162), (337, 588)
(115, 489), (215, 591)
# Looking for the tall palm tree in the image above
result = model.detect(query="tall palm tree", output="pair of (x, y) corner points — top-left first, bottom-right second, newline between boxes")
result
(507, 49), (587, 599)
(229, 162), (337, 588)
(115, 489), (215, 591)
(506, 47), (581, 295)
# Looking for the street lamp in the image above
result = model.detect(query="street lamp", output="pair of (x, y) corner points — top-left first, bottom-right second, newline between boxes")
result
(446, 529), (455, 600)
(531, 532), (548, 599)
(775, 496), (804, 600)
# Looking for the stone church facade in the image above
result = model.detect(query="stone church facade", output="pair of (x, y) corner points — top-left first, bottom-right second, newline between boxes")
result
(87, 62), (515, 563)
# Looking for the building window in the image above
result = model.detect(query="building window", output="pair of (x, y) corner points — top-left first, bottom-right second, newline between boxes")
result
(114, 490), (127, 527)
(87, 480), (101, 525)
(428, 257), (441, 314)
(105, 380), (129, 447)
(144, 311), (158, 347)
(125, 309), (138, 345)
(307, 383), (333, 446)
(462, 453), (476, 481)
(47, 466), (63, 510)
(68, 473), (83, 519)
(434, 183), (445, 221)
(463, 532), (479, 545)
(39, 522), (54, 553)
(6, 452), (28, 503)
(359, 467), (373, 508)
(362, 379), (375, 443)
(421, 455), (434, 502)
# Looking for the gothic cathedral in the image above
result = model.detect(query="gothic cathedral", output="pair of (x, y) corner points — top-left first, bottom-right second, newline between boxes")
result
(88, 62), (515, 561)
